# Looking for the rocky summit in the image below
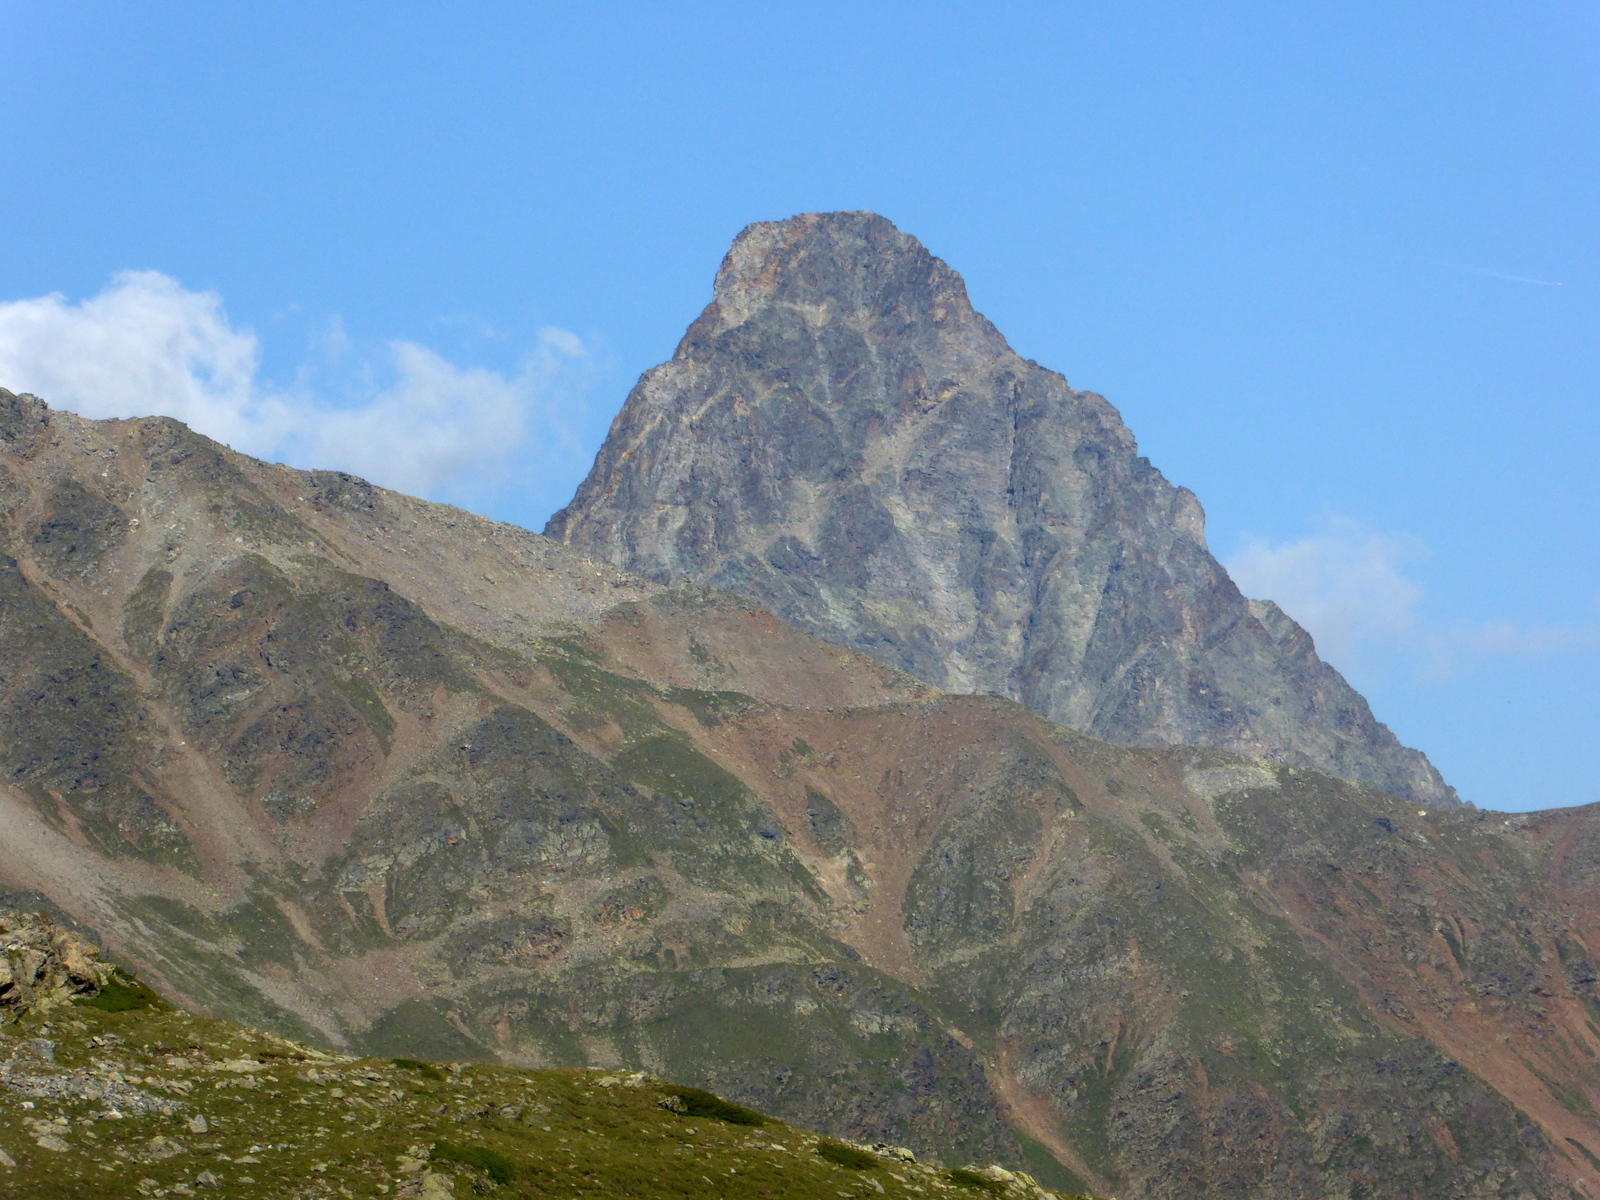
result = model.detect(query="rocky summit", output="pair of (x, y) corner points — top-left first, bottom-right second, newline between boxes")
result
(548, 211), (1454, 808)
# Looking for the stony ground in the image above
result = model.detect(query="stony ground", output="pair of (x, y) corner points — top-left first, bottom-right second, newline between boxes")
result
(0, 996), (1076, 1200)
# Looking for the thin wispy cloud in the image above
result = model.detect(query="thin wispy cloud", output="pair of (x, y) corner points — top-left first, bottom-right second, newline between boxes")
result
(1226, 518), (1599, 680)
(1441, 262), (1564, 287)
(0, 271), (594, 503)
(1450, 621), (1600, 657)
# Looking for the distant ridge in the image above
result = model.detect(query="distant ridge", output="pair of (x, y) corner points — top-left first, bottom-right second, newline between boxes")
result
(549, 210), (1456, 806)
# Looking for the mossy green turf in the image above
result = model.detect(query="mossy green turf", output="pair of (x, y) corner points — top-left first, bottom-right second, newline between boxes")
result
(0, 1001), (1083, 1200)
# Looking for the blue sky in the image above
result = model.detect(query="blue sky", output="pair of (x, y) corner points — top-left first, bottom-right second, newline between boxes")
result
(1, 1), (1596, 811)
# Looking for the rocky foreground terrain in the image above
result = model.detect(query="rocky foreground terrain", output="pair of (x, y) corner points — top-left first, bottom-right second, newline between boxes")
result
(0, 378), (1596, 1200)
(549, 211), (1453, 807)
(1, 912), (1070, 1199)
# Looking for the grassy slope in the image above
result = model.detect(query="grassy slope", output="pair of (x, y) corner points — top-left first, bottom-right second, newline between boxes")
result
(0, 996), (1080, 1200)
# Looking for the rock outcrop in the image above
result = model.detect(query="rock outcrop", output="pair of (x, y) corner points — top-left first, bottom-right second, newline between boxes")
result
(0, 911), (118, 1016)
(548, 212), (1455, 806)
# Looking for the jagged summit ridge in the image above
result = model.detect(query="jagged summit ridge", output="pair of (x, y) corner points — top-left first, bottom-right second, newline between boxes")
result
(680, 210), (991, 354)
(549, 211), (1456, 806)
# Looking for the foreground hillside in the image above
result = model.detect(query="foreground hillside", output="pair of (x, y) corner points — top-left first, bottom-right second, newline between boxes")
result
(1, 917), (1066, 1199)
(0, 391), (1596, 1199)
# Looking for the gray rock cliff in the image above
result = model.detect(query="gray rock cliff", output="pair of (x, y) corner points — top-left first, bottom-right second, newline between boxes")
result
(547, 211), (1455, 807)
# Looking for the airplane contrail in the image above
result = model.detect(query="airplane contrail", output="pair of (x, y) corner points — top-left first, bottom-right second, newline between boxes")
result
(1443, 262), (1564, 287)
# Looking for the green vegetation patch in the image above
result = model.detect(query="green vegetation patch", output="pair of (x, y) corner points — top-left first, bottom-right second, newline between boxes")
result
(329, 672), (396, 755)
(360, 997), (490, 1061)
(391, 1056), (445, 1080)
(949, 1167), (1006, 1193)
(663, 1084), (766, 1125)
(613, 734), (749, 815)
(816, 1139), (879, 1169)
(81, 977), (163, 1013)
(122, 566), (174, 656)
(660, 685), (767, 727)
(535, 638), (666, 736)
(430, 1140), (515, 1184)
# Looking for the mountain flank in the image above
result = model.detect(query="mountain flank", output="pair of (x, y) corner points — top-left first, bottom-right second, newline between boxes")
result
(548, 211), (1454, 808)
(0, 391), (1596, 1198)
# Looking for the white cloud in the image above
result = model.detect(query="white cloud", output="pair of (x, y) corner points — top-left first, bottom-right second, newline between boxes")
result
(1226, 520), (1427, 666)
(274, 332), (593, 497)
(0, 271), (265, 444)
(1226, 519), (1600, 675)
(0, 271), (592, 500)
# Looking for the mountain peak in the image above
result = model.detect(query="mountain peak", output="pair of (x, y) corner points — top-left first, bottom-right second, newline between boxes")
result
(550, 214), (1456, 808)
(674, 211), (999, 363)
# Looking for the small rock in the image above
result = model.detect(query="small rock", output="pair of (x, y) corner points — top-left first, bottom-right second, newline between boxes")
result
(24, 1038), (56, 1063)
(187, 1115), (208, 1134)
(195, 1171), (220, 1189)
(657, 1094), (687, 1113)
(0, 1148), (14, 1168)
(419, 1172), (455, 1199)
(35, 1134), (69, 1152)
(145, 1135), (188, 1159)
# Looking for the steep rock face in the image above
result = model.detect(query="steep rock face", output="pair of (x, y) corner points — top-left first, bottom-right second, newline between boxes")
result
(548, 212), (1454, 807)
